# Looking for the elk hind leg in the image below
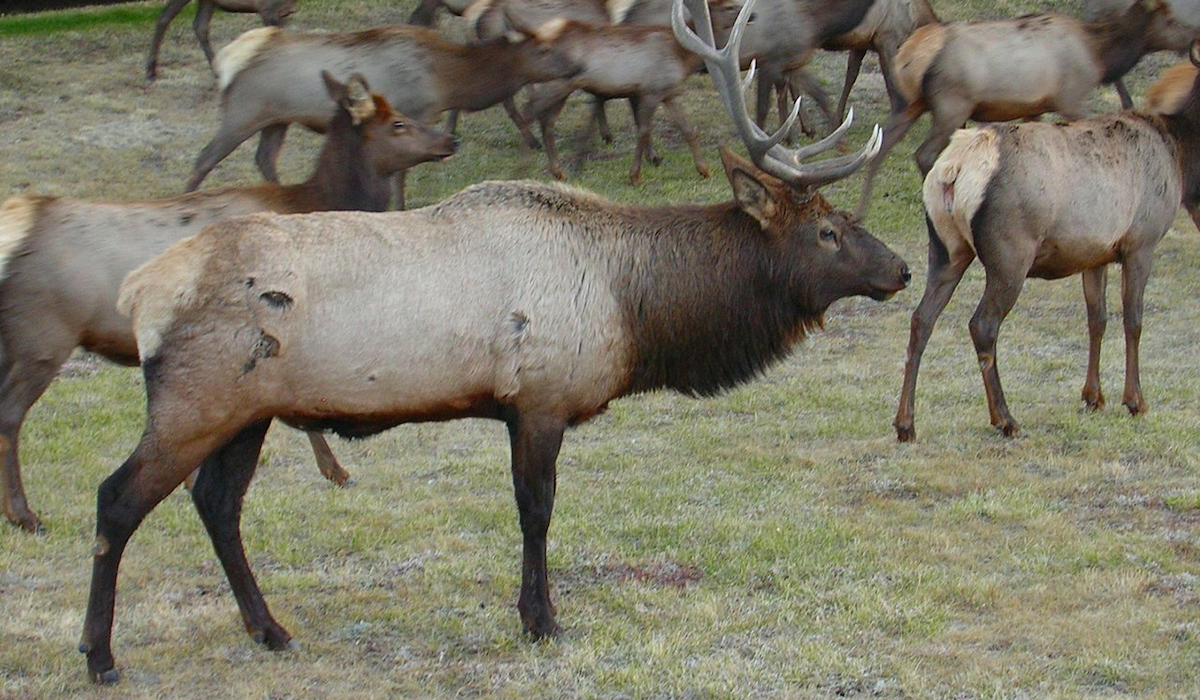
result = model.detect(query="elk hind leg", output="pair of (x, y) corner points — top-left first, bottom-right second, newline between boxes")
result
(306, 431), (350, 485)
(254, 123), (289, 185)
(190, 420), (292, 649)
(146, 0), (192, 80)
(1081, 266), (1108, 410)
(895, 216), (975, 442)
(662, 96), (710, 179)
(969, 242), (1037, 437)
(193, 0), (219, 71)
(1120, 250), (1154, 415)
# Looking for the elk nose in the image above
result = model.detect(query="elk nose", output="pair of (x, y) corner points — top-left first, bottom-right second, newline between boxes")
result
(900, 263), (912, 286)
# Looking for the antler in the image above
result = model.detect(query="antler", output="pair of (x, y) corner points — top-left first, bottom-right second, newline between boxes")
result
(671, 0), (882, 189)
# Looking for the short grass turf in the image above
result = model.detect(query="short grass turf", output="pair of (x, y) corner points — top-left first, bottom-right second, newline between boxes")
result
(1, 0), (1199, 697)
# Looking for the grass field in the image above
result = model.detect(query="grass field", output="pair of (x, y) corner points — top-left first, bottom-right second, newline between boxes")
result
(1, 0), (1199, 697)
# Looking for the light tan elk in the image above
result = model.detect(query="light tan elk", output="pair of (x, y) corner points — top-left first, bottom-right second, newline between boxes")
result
(521, 0), (741, 183)
(185, 21), (581, 205)
(893, 42), (1200, 442)
(856, 0), (1177, 219)
(1086, 0), (1200, 107)
(0, 74), (456, 534)
(77, 0), (905, 683)
(146, 0), (298, 80)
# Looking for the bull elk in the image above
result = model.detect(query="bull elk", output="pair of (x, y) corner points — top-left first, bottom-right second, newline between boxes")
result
(856, 0), (1177, 219)
(77, 0), (906, 683)
(0, 74), (456, 534)
(893, 42), (1200, 442)
(185, 21), (582, 206)
(146, 0), (298, 80)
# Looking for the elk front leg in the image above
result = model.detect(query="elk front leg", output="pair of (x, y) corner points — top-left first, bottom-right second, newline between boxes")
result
(146, 0), (193, 80)
(191, 421), (292, 650)
(1080, 266), (1108, 410)
(502, 98), (541, 150)
(507, 412), (566, 639)
(835, 49), (866, 125)
(629, 95), (664, 185)
(895, 218), (974, 442)
(855, 100), (923, 220)
(254, 124), (289, 185)
(305, 431), (350, 485)
(1120, 251), (1154, 415)
(662, 96), (710, 179)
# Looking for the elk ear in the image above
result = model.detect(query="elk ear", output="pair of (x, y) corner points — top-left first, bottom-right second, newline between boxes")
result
(530, 17), (569, 43)
(1191, 40), (1200, 68)
(346, 74), (377, 125)
(321, 70), (347, 103)
(721, 147), (778, 230)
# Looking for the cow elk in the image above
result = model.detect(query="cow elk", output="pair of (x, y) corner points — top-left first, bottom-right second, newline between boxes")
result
(893, 41), (1200, 442)
(0, 74), (456, 534)
(185, 21), (582, 206)
(521, 0), (741, 183)
(146, 0), (298, 80)
(77, 0), (906, 683)
(1086, 0), (1200, 107)
(857, 0), (1177, 219)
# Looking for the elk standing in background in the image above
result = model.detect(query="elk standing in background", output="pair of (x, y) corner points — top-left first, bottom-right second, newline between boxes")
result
(855, 0), (1177, 219)
(521, 0), (741, 183)
(185, 21), (581, 206)
(893, 42), (1200, 442)
(1086, 0), (1200, 107)
(77, 0), (905, 683)
(0, 74), (456, 534)
(146, 0), (298, 80)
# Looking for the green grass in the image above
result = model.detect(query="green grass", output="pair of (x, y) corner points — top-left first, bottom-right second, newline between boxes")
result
(2, 0), (1200, 698)
(0, 3), (188, 37)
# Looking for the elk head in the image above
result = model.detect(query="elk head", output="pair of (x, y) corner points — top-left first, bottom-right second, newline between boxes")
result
(260, 0), (299, 26)
(321, 71), (458, 176)
(673, 0), (908, 305)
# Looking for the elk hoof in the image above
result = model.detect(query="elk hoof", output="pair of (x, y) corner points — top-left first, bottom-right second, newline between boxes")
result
(697, 164), (712, 179)
(250, 623), (293, 651)
(1123, 397), (1147, 416)
(895, 423), (916, 443)
(648, 154), (663, 166)
(91, 668), (120, 685)
(629, 172), (643, 186)
(522, 616), (561, 640)
(549, 167), (567, 182)
(997, 421), (1021, 438)
(1082, 391), (1106, 411)
(5, 508), (44, 534)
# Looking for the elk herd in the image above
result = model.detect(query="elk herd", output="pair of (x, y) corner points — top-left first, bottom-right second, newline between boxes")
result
(3, 0), (1200, 684)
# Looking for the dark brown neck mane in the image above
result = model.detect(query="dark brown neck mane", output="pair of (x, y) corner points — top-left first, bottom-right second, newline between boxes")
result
(278, 109), (391, 214)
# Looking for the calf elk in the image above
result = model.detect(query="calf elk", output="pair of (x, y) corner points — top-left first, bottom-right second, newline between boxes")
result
(78, 0), (906, 683)
(857, 0), (1176, 218)
(521, 1), (740, 183)
(146, 0), (298, 80)
(185, 21), (581, 205)
(893, 42), (1200, 441)
(0, 74), (455, 533)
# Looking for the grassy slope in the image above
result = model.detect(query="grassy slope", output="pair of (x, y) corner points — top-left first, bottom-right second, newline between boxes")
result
(1, 0), (1198, 697)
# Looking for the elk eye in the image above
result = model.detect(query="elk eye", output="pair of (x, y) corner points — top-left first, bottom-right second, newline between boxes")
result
(819, 227), (836, 241)
(392, 120), (406, 130)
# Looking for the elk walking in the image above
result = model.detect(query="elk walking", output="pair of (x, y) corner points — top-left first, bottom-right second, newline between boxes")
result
(77, 0), (906, 682)
(856, 0), (1176, 218)
(0, 74), (455, 533)
(185, 21), (581, 206)
(146, 0), (298, 80)
(893, 42), (1200, 441)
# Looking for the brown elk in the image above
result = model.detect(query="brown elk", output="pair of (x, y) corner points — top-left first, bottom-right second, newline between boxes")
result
(1148, 61), (1199, 113)
(520, 1), (741, 183)
(893, 42), (1200, 442)
(856, 0), (1178, 219)
(0, 74), (456, 534)
(146, 0), (298, 80)
(77, 0), (905, 682)
(184, 21), (581, 206)
(1086, 0), (1200, 107)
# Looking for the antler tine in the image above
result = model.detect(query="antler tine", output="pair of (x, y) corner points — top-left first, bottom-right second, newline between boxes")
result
(673, 0), (784, 163)
(673, 0), (883, 190)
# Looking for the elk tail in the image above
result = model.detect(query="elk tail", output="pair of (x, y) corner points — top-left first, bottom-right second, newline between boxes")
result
(215, 26), (280, 94)
(923, 127), (1001, 255)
